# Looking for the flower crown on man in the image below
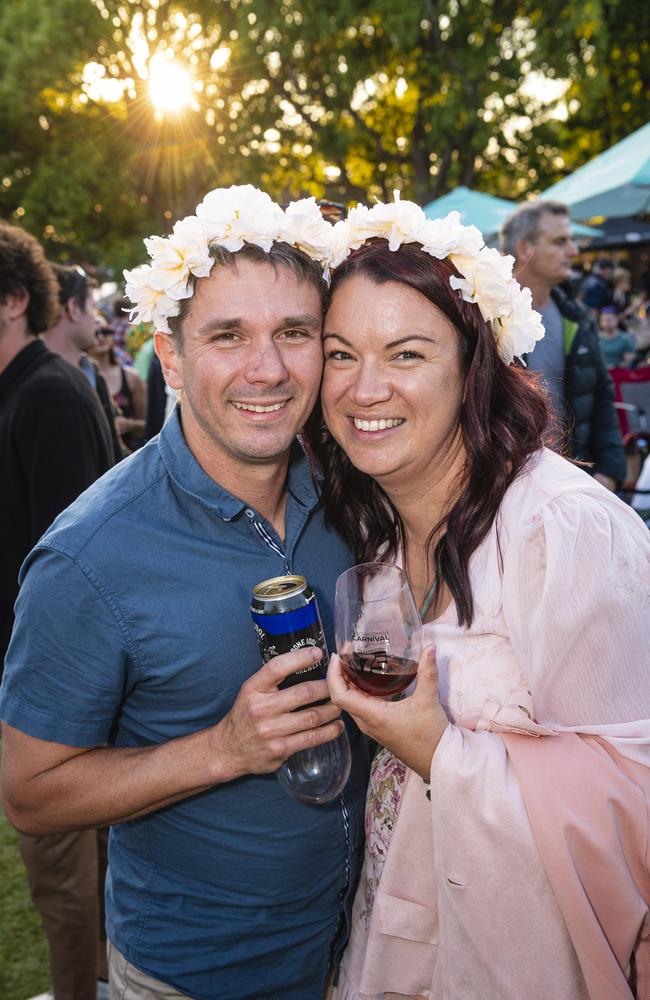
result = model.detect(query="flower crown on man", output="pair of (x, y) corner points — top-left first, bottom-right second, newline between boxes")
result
(124, 185), (544, 364)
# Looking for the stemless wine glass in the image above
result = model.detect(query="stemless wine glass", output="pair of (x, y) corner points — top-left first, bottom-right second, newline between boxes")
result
(335, 563), (423, 697)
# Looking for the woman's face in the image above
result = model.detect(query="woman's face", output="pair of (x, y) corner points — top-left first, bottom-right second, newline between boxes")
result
(322, 274), (466, 491)
(89, 328), (113, 359)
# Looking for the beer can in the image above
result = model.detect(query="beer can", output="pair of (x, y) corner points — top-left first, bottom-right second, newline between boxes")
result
(251, 574), (328, 688)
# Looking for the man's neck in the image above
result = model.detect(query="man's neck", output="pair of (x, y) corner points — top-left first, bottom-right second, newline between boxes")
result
(180, 411), (292, 538)
(42, 327), (82, 367)
(0, 328), (35, 375)
(514, 263), (553, 311)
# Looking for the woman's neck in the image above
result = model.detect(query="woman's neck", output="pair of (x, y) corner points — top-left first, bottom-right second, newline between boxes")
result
(382, 437), (466, 549)
(381, 437), (466, 619)
(92, 352), (112, 372)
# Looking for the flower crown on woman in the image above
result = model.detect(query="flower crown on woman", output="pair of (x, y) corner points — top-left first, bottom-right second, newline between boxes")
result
(124, 185), (544, 363)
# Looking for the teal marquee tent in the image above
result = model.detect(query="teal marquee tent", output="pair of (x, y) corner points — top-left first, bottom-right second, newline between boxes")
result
(540, 122), (650, 220)
(423, 186), (601, 244)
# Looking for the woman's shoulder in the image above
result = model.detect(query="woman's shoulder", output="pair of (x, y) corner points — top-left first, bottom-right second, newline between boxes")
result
(498, 449), (647, 543)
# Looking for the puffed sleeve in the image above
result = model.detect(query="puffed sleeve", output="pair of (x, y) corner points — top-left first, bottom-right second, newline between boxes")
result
(501, 490), (650, 755)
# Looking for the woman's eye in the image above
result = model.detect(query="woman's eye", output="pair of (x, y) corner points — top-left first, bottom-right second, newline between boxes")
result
(326, 350), (353, 361)
(394, 350), (423, 361)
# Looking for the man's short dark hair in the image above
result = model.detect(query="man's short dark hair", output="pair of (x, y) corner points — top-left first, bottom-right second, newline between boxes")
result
(51, 263), (97, 312)
(167, 241), (328, 351)
(500, 201), (570, 258)
(0, 222), (59, 335)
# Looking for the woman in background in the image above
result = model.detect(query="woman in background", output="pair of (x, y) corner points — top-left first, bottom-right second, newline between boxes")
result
(89, 325), (147, 452)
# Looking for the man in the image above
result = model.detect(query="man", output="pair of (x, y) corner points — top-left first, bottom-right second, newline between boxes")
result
(500, 201), (626, 489)
(43, 263), (123, 462)
(0, 189), (367, 1000)
(579, 257), (615, 318)
(0, 222), (115, 1000)
(598, 305), (637, 368)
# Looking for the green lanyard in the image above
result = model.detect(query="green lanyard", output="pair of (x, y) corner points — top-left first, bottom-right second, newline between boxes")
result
(418, 577), (438, 622)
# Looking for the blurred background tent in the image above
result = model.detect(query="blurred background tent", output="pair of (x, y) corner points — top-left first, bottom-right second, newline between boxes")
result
(422, 186), (601, 247)
(540, 122), (650, 220)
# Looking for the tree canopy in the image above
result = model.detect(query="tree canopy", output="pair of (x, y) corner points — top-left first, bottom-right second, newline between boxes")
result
(0, 0), (647, 272)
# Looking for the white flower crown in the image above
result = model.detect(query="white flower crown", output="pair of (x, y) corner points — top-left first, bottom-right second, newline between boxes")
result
(326, 192), (545, 363)
(123, 185), (333, 334)
(124, 185), (543, 363)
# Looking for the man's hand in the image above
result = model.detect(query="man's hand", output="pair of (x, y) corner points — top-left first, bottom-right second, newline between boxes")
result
(327, 647), (448, 781)
(214, 647), (344, 780)
(1, 647), (343, 835)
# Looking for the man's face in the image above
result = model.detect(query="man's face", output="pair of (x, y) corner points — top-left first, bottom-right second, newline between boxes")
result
(519, 212), (578, 288)
(70, 291), (100, 352)
(157, 258), (324, 477)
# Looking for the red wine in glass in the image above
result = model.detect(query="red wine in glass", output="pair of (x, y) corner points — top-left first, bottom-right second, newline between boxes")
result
(340, 651), (418, 696)
(335, 563), (423, 697)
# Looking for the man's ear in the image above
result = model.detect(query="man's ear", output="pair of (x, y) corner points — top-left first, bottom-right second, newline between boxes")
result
(3, 289), (30, 320)
(514, 238), (535, 272)
(154, 331), (183, 390)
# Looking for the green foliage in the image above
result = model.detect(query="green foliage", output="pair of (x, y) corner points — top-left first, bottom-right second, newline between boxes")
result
(0, 812), (49, 1000)
(0, 0), (647, 272)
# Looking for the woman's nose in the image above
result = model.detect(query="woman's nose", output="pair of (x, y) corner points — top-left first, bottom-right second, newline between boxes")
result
(349, 363), (392, 405)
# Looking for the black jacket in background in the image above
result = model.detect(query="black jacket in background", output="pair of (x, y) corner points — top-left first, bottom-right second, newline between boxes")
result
(552, 287), (626, 485)
(0, 339), (115, 669)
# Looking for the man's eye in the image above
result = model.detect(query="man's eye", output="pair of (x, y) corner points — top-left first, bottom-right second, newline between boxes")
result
(281, 329), (309, 341)
(214, 331), (240, 343)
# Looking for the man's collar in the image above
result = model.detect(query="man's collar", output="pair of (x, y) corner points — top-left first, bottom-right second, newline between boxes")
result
(157, 408), (318, 520)
(0, 338), (47, 398)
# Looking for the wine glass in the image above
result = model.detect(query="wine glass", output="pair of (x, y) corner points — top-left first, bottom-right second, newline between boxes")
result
(335, 563), (423, 697)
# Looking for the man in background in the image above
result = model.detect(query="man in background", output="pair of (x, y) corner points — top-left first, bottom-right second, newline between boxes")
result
(0, 222), (114, 1000)
(579, 257), (615, 318)
(500, 201), (626, 489)
(43, 263), (123, 462)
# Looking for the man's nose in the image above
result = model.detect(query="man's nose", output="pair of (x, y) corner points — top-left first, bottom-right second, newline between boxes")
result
(244, 342), (289, 385)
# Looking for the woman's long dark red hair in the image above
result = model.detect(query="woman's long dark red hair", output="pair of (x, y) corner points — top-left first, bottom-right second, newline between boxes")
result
(304, 240), (550, 627)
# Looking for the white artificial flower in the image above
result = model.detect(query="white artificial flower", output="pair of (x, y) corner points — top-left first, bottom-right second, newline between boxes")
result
(326, 218), (356, 270)
(420, 211), (484, 259)
(344, 192), (429, 252)
(278, 197), (332, 263)
(123, 264), (181, 334)
(144, 216), (214, 300)
(449, 246), (514, 322)
(196, 184), (283, 251)
(497, 283), (545, 362)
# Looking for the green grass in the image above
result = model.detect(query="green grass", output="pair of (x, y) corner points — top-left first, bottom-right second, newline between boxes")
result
(0, 810), (50, 1000)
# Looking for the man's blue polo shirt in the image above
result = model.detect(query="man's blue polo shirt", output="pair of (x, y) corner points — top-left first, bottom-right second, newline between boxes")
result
(1, 409), (368, 1000)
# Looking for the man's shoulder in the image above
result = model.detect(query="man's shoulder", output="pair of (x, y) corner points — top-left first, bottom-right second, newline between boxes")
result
(551, 286), (594, 333)
(19, 350), (102, 410)
(39, 440), (168, 560)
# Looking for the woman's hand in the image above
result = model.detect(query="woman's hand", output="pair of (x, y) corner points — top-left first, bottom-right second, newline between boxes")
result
(327, 646), (449, 781)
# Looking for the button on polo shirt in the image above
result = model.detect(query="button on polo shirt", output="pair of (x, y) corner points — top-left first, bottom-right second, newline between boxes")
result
(1, 409), (368, 1000)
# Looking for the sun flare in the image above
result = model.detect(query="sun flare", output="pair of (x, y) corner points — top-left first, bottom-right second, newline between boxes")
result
(148, 53), (193, 113)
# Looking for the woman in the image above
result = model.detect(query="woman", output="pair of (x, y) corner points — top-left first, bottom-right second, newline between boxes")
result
(305, 198), (650, 1000)
(89, 325), (147, 452)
